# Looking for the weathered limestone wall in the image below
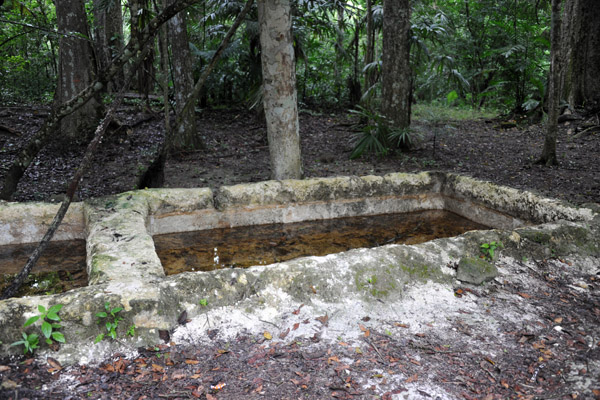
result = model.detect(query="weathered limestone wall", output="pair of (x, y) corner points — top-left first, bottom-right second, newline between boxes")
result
(0, 172), (597, 365)
(0, 201), (85, 245)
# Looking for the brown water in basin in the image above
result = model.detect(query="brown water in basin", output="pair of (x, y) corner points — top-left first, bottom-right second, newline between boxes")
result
(155, 210), (488, 275)
(0, 239), (87, 297)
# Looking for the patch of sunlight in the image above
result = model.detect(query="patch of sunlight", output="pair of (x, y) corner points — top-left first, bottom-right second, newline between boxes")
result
(413, 103), (498, 122)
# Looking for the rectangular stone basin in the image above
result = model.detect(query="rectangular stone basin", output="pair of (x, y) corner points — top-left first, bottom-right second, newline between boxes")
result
(154, 210), (489, 274)
(0, 202), (87, 296)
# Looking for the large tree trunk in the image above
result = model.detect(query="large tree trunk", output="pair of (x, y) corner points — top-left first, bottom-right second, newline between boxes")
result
(381, 0), (411, 134)
(539, 0), (562, 166)
(560, 0), (600, 110)
(258, 0), (303, 180)
(167, 0), (201, 150)
(55, 0), (102, 141)
(93, 0), (125, 92)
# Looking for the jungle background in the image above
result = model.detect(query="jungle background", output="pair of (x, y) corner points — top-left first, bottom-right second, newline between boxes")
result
(0, 0), (598, 206)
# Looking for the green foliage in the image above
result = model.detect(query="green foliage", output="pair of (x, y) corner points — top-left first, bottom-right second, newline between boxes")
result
(480, 241), (503, 260)
(24, 304), (65, 345)
(10, 303), (64, 354)
(349, 106), (421, 159)
(94, 302), (124, 343)
(11, 332), (39, 354)
(199, 298), (208, 307)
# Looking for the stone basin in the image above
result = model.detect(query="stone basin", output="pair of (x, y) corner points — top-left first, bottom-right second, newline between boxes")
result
(0, 171), (598, 364)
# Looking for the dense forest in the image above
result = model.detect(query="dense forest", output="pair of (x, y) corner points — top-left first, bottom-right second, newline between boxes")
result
(0, 0), (599, 203)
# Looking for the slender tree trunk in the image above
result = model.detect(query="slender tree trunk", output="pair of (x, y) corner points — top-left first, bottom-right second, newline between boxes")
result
(363, 0), (376, 101)
(381, 0), (412, 135)
(560, 0), (600, 109)
(334, 5), (344, 101)
(93, 0), (125, 92)
(129, 0), (155, 99)
(167, 0), (200, 150)
(258, 0), (303, 180)
(539, 0), (562, 166)
(54, 0), (103, 141)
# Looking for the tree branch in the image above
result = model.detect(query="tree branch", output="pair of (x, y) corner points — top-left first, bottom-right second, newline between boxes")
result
(0, 0), (202, 201)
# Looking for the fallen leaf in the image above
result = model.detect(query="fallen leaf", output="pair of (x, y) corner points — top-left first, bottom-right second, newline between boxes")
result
(158, 329), (170, 343)
(279, 328), (290, 339)
(359, 324), (368, 332)
(394, 323), (409, 328)
(151, 364), (164, 373)
(316, 314), (329, 325)
(177, 310), (188, 325)
(406, 374), (418, 383)
(0, 366), (10, 373)
(190, 374), (202, 379)
(185, 359), (200, 365)
(292, 304), (304, 315)
(47, 357), (62, 371)
(171, 372), (187, 380)
(518, 292), (532, 299)
(328, 356), (340, 364)
(554, 317), (563, 324)
(264, 331), (272, 340)
(293, 322), (300, 331)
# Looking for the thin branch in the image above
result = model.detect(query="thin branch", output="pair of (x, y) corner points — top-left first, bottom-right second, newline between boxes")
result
(0, 19), (94, 42)
(171, 0), (255, 150)
(0, 46), (144, 300)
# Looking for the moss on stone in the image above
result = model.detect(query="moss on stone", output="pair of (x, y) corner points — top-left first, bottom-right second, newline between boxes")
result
(456, 257), (498, 285)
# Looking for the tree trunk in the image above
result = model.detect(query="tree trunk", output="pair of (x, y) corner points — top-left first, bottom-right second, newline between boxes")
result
(129, 0), (155, 99)
(561, 0), (600, 110)
(539, 0), (561, 166)
(258, 0), (303, 180)
(381, 0), (411, 133)
(93, 0), (124, 92)
(363, 0), (376, 100)
(167, 0), (201, 150)
(55, 0), (102, 141)
(0, 0), (202, 201)
(334, 5), (344, 101)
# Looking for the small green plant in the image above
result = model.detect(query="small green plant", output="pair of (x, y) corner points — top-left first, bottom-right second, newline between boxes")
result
(349, 106), (422, 159)
(11, 332), (39, 354)
(25, 304), (65, 345)
(480, 241), (503, 260)
(199, 298), (208, 307)
(126, 325), (136, 337)
(94, 302), (124, 343)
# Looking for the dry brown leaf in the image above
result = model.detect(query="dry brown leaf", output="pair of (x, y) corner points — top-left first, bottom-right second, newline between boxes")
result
(151, 364), (164, 373)
(405, 374), (418, 383)
(328, 356), (340, 364)
(185, 359), (199, 365)
(47, 357), (62, 371)
(293, 322), (300, 331)
(292, 304), (304, 315)
(394, 323), (410, 328)
(517, 292), (532, 299)
(316, 314), (329, 325)
(279, 328), (290, 339)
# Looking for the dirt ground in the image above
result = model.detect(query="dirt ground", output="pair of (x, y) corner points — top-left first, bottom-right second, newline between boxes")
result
(0, 106), (599, 399)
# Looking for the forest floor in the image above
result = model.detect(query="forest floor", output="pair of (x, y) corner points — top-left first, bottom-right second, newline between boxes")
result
(0, 104), (599, 399)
